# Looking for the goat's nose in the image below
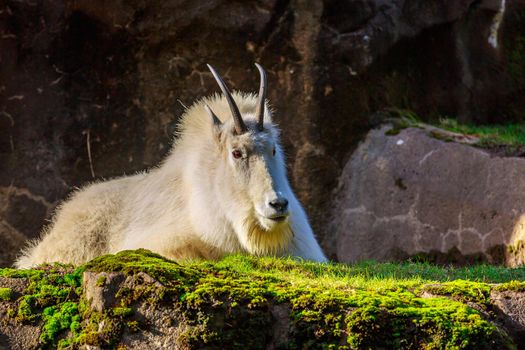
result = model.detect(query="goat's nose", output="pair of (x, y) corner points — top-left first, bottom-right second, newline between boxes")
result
(269, 198), (288, 212)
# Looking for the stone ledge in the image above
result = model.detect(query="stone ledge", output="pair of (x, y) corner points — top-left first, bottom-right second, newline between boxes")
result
(0, 250), (524, 349)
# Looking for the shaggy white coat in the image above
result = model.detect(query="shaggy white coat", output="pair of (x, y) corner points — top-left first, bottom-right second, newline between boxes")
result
(15, 93), (327, 268)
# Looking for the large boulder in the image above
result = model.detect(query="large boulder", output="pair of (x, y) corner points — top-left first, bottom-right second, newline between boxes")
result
(1, 0), (525, 265)
(330, 124), (525, 265)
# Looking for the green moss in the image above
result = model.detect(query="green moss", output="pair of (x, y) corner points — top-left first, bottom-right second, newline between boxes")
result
(344, 295), (499, 349)
(2, 251), (524, 348)
(428, 130), (454, 142)
(96, 275), (107, 287)
(81, 251), (517, 348)
(0, 267), (45, 280)
(112, 307), (134, 318)
(40, 302), (81, 347)
(419, 280), (492, 306)
(494, 280), (525, 292)
(6, 307), (15, 318)
(0, 287), (13, 301)
(126, 320), (140, 332)
(0, 265), (84, 348)
(83, 249), (200, 286)
(382, 108), (420, 136)
(17, 295), (37, 322)
(69, 308), (125, 348)
(385, 128), (401, 135)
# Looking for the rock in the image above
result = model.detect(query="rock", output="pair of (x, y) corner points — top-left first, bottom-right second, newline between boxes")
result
(0, 221), (29, 268)
(1, 250), (525, 348)
(492, 289), (525, 342)
(0, 277), (28, 298)
(83, 271), (179, 349)
(1, 0), (525, 263)
(83, 272), (125, 313)
(120, 302), (185, 349)
(0, 278), (40, 350)
(330, 125), (525, 265)
(0, 321), (41, 350)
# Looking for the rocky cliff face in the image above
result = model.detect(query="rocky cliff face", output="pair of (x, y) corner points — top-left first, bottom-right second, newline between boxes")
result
(1, 0), (525, 265)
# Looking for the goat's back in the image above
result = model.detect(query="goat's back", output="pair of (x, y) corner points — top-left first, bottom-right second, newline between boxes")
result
(15, 174), (144, 268)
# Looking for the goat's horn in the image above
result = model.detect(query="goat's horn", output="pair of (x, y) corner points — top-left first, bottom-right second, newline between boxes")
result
(204, 104), (222, 126)
(207, 64), (247, 134)
(254, 63), (267, 131)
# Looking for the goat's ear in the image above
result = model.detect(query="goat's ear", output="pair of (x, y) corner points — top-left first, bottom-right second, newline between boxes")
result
(211, 120), (223, 146)
(204, 104), (223, 146)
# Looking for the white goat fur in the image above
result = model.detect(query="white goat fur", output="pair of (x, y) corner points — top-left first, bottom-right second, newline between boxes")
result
(15, 92), (327, 268)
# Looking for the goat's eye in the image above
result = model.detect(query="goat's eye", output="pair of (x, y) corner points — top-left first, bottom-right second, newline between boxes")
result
(232, 149), (243, 159)
(272, 148), (276, 156)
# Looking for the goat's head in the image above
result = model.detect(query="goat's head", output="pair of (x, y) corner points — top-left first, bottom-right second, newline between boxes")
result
(205, 64), (293, 254)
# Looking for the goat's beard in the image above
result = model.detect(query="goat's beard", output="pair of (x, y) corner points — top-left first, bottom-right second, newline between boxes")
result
(241, 217), (294, 256)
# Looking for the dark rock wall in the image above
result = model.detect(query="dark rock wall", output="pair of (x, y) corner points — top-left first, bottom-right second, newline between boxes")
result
(1, 0), (524, 265)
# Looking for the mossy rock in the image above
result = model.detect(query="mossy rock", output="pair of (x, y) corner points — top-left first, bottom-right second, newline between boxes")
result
(1, 250), (525, 349)
(0, 287), (13, 301)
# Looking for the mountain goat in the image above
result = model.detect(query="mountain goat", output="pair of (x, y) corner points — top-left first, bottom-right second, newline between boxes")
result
(15, 64), (327, 268)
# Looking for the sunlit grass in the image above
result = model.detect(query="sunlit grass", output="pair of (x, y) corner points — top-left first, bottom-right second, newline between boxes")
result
(437, 118), (525, 146)
(211, 255), (525, 292)
(385, 108), (525, 147)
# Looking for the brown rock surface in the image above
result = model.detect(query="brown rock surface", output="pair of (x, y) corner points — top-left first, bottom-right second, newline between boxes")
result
(1, 0), (525, 265)
(83, 272), (125, 313)
(330, 125), (525, 265)
(492, 289), (525, 342)
(0, 278), (40, 350)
